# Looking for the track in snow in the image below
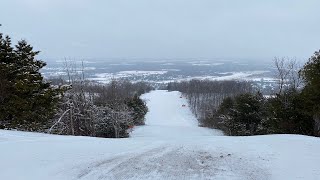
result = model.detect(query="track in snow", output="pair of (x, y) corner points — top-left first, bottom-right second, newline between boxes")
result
(78, 145), (269, 180)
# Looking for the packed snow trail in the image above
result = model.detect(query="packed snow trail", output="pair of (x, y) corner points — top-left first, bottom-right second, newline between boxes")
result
(0, 90), (320, 180)
(131, 90), (223, 138)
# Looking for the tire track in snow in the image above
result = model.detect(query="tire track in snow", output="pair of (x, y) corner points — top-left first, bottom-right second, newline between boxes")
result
(77, 145), (270, 180)
(77, 146), (172, 180)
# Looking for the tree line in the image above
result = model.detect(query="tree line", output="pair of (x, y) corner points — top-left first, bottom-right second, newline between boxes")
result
(167, 53), (320, 137)
(212, 55), (319, 136)
(0, 33), (152, 138)
(167, 80), (253, 119)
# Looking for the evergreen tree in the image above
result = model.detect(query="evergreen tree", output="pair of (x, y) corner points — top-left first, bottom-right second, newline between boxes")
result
(126, 94), (148, 125)
(216, 93), (265, 136)
(0, 34), (15, 123)
(213, 97), (234, 135)
(300, 50), (320, 136)
(231, 93), (265, 135)
(0, 33), (62, 131)
(267, 89), (314, 135)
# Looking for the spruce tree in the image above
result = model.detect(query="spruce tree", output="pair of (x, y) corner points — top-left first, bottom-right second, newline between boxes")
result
(216, 93), (265, 136)
(0, 34), (16, 126)
(0, 33), (62, 131)
(300, 50), (320, 136)
(126, 94), (148, 125)
(267, 89), (314, 135)
(232, 93), (264, 135)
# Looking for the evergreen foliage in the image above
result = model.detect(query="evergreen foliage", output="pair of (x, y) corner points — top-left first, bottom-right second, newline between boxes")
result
(300, 50), (320, 136)
(266, 89), (314, 135)
(126, 94), (148, 125)
(209, 89), (314, 136)
(214, 93), (266, 136)
(0, 33), (62, 131)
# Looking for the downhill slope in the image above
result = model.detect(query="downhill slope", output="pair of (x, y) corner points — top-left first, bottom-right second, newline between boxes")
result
(0, 90), (319, 180)
(131, 90), (223, 138)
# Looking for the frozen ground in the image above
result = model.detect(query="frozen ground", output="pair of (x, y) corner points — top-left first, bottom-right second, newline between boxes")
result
(1, 90), (320, 180)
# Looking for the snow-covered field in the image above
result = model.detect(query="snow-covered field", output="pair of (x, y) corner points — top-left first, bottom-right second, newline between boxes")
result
(1, 90), (320, 180)
(88, 70), (169, 83)
(178, 71), (271, 82)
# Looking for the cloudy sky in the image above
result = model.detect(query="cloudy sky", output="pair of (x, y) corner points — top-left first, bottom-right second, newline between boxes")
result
(0, 0), (319, 61)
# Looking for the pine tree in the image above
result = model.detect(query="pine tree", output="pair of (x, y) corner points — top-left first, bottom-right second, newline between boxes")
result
(267, 89), (314, 135)
(300, 50), (320, 136)
(0, 33), (62, 131)
(216, 93), (266, 136)
(231, 93), (265, 135)
(126, 94), (148, 125)
(0, 34), (16, 126)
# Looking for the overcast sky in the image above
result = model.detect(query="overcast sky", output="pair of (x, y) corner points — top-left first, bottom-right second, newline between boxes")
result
(1, 0), (319, 61)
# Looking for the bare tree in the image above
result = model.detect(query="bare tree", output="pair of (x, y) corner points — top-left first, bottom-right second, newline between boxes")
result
(95, 105), (133, 138)
(49, 59), (151, 138)
(274, 57), (302, 94)
(167, 80), (253, 126)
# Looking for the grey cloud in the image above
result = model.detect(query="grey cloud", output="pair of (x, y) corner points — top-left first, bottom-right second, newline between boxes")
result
(0, 0), (319, 61)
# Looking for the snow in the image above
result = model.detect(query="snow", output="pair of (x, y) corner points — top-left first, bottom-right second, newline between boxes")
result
(184, 71), (270, 81)
(118, 70), (168, 76)
(148, 71), (271, 84)
(191, 63), (224, 66)
(88, 71), (168, 83)
(132, 90), (223, 138)
(1, 90), (320, 180)
(161, 63), (175, 65)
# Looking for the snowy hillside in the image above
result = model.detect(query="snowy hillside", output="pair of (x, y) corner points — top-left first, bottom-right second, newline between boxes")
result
(1, 90), (320, 180)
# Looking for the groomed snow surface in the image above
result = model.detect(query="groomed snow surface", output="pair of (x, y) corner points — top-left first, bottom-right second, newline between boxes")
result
(1, 90), (320, 180)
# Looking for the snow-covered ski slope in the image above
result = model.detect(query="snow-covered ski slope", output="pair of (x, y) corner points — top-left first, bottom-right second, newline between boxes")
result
(132, 90), (223, 138)
(1, 90), (320, 180)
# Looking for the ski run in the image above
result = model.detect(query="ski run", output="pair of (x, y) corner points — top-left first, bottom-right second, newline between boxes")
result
(1, 90), (320, 180)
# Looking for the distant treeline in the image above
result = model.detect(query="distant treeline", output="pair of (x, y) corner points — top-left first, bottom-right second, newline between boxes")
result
(167, 80), (252, 119)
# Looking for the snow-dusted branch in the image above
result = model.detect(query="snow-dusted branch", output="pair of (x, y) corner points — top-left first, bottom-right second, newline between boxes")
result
(49, 109), (70, 133)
